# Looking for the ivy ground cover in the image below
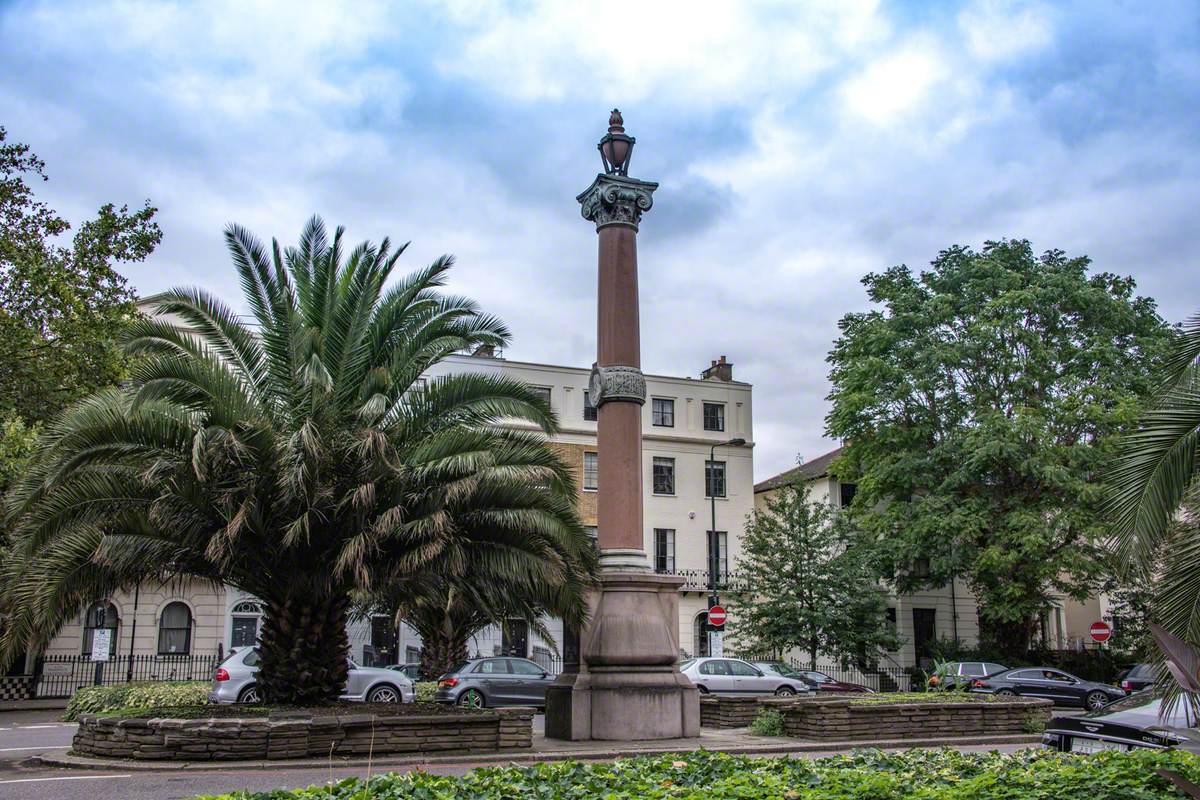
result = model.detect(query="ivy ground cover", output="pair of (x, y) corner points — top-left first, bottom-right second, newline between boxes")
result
(198, 747), (1200, 799)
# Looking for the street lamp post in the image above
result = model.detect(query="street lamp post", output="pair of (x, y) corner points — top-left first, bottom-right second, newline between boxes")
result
(706, 438), (744, 657)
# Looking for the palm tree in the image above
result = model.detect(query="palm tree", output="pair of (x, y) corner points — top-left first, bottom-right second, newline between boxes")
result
(0, 216), (593, 705)
(1107, 313), (1200, 643)
(364, 535), (596, 681)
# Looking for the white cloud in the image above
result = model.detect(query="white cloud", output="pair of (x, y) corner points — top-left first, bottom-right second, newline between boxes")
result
(958, 0), (1054, 62)
(841, 44), (948, 125)
(428, 0), (889, 104)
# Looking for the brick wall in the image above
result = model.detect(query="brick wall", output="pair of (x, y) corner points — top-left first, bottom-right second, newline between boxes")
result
(73, 706), (535, 761)
(552, 442), (598, 524)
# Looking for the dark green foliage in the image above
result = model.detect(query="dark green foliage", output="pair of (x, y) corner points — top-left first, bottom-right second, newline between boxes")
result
(0, 127), (160, 425)
(1, 217), (593, 705)
(196, 747), (1200, 799)
(826, 240), (1171, 657)
(730, 479), (899, 668)
(748, 708), (784, 736)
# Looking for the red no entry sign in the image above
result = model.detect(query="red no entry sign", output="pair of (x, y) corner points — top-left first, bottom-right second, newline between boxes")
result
(1090, 621), (1112, 642)
(708, 606), (727, 627)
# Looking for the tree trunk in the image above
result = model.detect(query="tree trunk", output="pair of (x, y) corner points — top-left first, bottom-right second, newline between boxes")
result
(809, 636), (819, 670)
(257, 589), (350, 706)
(419, 629), (469, 680)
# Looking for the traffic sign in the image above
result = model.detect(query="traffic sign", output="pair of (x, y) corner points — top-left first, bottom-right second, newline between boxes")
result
(708, 605), (728, 627)
(1090, 621), (1112, 643)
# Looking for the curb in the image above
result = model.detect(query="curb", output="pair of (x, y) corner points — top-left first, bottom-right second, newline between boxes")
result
(27, 734), (1041, 772)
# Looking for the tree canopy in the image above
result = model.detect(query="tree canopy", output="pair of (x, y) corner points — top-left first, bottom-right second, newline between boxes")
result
(730, 479), (899, 669)
(826, 240), (1171, 657)
(1, 217), (594, 704)
(0, 126), (160, 424)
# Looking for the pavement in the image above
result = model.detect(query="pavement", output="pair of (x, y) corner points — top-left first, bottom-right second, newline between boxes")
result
(0, 707), (1075, 800)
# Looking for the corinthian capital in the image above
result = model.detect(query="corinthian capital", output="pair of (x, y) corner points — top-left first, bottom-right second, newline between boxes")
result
(577, 174), (659, 232)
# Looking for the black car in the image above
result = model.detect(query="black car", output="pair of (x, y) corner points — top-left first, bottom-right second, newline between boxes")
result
(1119, 663), (1160, 695)
(1043, 691), (1199, 754)
(969, 667), (1124, 710)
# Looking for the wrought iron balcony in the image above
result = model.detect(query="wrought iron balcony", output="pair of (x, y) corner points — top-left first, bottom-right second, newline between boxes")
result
(653, 568), (750, 593)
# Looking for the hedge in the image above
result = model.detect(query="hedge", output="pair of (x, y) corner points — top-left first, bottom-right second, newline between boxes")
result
(64, 681), (210, 721)
(196, 747), (1200, 799)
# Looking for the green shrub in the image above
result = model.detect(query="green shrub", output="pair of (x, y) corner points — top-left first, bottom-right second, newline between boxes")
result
(414, 681), (437, 702)
(195, 747), (1200, 799)
(64, 681), (210, 721)
(748, 708), (784, 736)
(1022, 715), (1047, 734)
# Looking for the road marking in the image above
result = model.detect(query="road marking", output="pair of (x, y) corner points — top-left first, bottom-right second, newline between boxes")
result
(0, 746), (69, 752)
(16, 724), (62, 729)
(0, 774), (132, 785)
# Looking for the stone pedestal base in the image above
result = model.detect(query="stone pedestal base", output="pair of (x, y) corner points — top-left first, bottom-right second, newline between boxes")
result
(545, 570), (700, 741)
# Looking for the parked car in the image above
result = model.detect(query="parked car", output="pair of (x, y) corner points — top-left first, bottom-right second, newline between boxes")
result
(750, 661), (813, 695)
(969, 666), (1124, 710)
(389, 663), (423, 682)
(433, 657), (555, 709)
(210, 647), (415, 704)
(793, 669), (874, 693)
(680, 657), (811, 696)
(1118, 663), (1161, 695)
(1043, 690), (1199, 754)
(936, 661), (1008, 689)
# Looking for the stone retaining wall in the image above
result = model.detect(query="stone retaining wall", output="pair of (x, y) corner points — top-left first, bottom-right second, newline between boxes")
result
(699, 694), (1051, 738)
(73, 706), (534, 761)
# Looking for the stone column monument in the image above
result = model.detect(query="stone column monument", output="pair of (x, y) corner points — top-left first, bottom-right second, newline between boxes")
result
(544, 111), (700, 741)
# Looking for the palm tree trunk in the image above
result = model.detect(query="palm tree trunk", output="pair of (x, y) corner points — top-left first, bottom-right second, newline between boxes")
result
(256, 589), (351, 706)
(419, 630), (469, 680)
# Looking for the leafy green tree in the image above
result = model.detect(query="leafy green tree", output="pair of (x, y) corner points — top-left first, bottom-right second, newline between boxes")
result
(1106, 317), (1200, 650)
(0, 127), (160, 424)
(730, 478), (899, 669)
(0, 217), (593, 705)
(826, 240), (1171, 658)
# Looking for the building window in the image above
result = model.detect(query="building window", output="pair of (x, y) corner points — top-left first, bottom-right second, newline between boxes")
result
(533, 386), (552, 406)
(706, 531), (728, 585)
(840, 482), (857, 508)
(584, 525), (598, 549)
(82, 601), (118, 657)
(230, 601), (262, 649)
(652, 398), (674, 427)
(913, 557), (931, 579)
(702, 402), (725, 432)
(652, 457), (675, 495)
(157, 602), (192, 655)
(654, 529), (676, 573)
(583, 452), (598, 491)
(583, 391), (597, 421)
(705, 460), (726, 498)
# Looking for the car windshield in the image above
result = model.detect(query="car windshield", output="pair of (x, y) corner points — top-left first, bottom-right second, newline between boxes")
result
(679, 659), (695, 671)
(763, 662), (800, 677)
(1084, 692), (1197, 728)
(445, 661), (471, 675)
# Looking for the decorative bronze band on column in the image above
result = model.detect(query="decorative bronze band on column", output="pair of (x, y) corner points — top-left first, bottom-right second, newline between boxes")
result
(588, 363), (647, 406)
(577, 173), (658, 232)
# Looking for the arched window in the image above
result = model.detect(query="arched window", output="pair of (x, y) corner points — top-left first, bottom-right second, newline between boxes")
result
(82, 601), (118, 656)
(157, 602), (192, 655)
(230, 601), (262, 649)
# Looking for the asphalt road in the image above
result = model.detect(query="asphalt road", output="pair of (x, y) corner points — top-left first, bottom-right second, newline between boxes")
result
(0, 707), (1076, 800)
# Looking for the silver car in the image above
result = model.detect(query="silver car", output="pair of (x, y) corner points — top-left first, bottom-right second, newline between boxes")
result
(433, 657), (556, 708)
(210, 647), (415, 704)
(680, 657), (811, 696)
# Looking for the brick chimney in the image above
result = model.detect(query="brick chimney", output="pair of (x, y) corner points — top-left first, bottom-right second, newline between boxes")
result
(702, 355), (733, 382)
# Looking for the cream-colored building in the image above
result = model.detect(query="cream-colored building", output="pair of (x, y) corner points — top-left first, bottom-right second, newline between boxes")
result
(754, 447), (1076, 670)
(24, 350), (753, 682)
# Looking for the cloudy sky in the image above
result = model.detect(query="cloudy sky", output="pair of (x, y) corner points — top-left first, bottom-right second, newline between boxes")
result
(3, 0), (1198, 480)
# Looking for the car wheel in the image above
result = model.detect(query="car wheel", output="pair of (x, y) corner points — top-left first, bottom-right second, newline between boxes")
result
(368, 684), (401, 703)
(1085, 691), (1109, 711)
(237, 685), (261, 704)
(457, 688), (485, 709)
(994, 688), (1016, 697)
(775, 686), (797, 697)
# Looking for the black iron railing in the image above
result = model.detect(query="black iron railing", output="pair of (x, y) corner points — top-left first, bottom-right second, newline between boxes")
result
(655, 569), (751, 592)
(32, 654), (221, 698)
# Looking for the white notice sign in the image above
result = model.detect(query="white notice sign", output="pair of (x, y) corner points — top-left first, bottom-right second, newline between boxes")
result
(90, 629), (112, 662)
(708, 630), (724, 658)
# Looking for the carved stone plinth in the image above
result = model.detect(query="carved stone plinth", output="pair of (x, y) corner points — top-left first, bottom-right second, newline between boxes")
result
(544, 571), (700, 741)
